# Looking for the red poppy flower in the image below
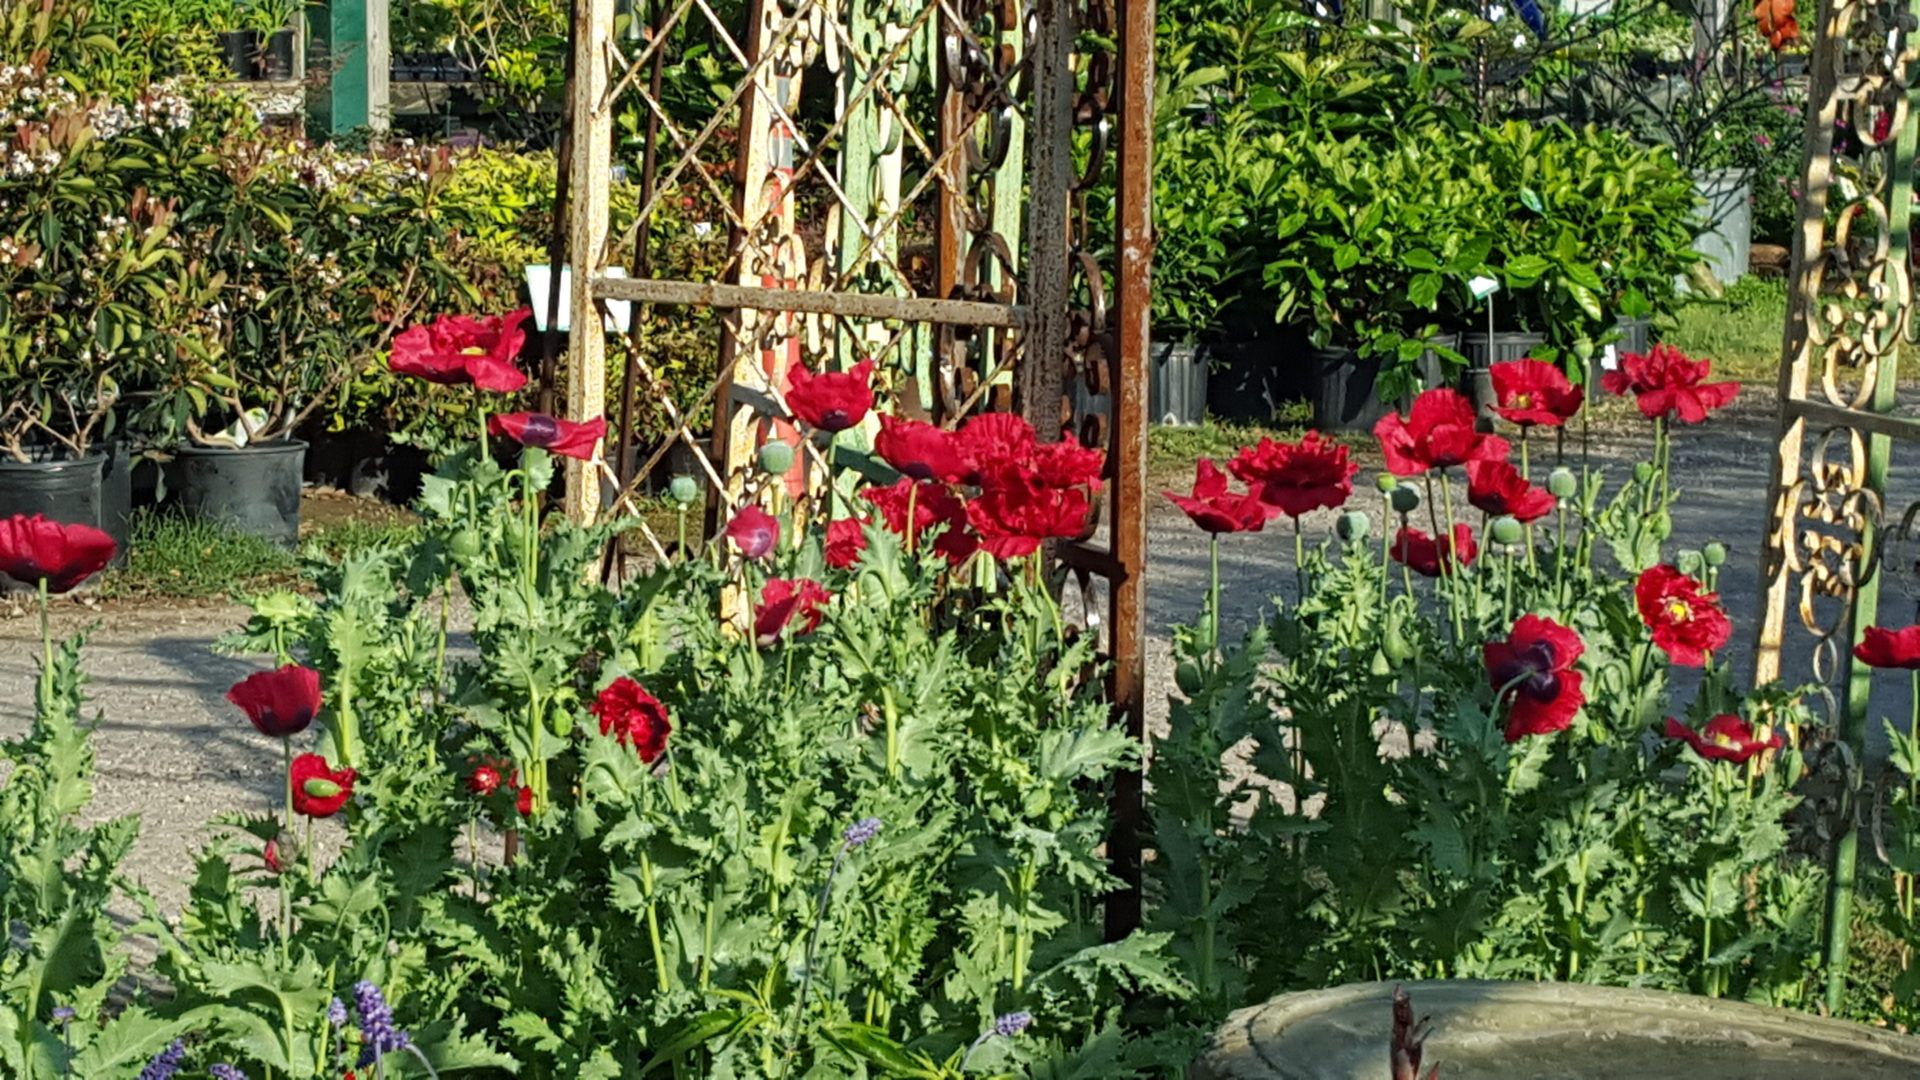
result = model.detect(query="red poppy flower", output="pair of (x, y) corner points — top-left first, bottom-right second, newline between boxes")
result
(1636, 564), (1732, 666)
(388, 310), (531, 392)
(227, 665), (323, 738)
(875, 415), (972, 483)
(1855, 625), (1920, 669)
(590, 676), (672, 763)
(1665, 714), (1784, 765)
(1031, 433), (1107, 491)
(784, 359), (874, 432)
(1164, 459), (1269, 535)
(1390, 524), (1477, 577)
(1490, 359), (1584, 428)
(290, 753), (356, 818)
(1601, 344), (1739, 424)
(1373, 388), (1511, 476)
(862, 478), (979, 563)
(487, 413), (607, 461)
(263, 838), (286, 875)
(754, 577), (832, 644)
(466, 761), (503, 797)
(0, 513), (117, 593)
(825, 517), (869, 569)
(1484, 614), (1586, 741)
(1465, 460), (1555, 523)
(969, 476), (1093, 558)
(1229, 433), (1356, 519)
(955, 412), (1037, 487)
(515, 785), (534, 817)
(724, 505), (781, 560)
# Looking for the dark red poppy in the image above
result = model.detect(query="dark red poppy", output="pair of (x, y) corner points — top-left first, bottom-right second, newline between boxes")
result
(515, 785), (534, 817)
(388, 310), (531, 393)
(0, 513), (117, 593)
(1484, 614), (1586, 742)
(755, 577), (832, 644)
(1390, 524), (1477, 577)
(1031, 433), (1107, 491)
(1229, 433), (1356, 519)
(1490, 359), (1584, 428)
(488, 413), (607, 461)
(1666, 714), (1784, 765)
(227, 665), (322, 738)
(784, 360), (874, 433)
(1601, 344), (1740, 424)
(1164, 459), (1269, 535)
(875, 415), (972, 483)
(466, 761), (503, 797)
(724, 505), (781, 560)
(1373, 388), (1511, 476)
(825, 517), (869, 569)
(1855, 625), (1920, 669)
(290, 753), (356, 818)
(1466, 460), (1556, 523)
(590, 676), (673, 763)
(969, 476), (1093, 558)
(1636, 564), (1732, 666)
(955, 412), (1037, 487)
(861, 478), (979, 563)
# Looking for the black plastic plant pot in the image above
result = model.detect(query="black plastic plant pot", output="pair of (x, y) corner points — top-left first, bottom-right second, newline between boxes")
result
(174, 440), (307, 548)
(0, 453), (107, 584)
(219, 30), (261, 79)
(100, 441), (134, 567)
(1309, 339), (1452, 433)
(257, 29), (296, 81)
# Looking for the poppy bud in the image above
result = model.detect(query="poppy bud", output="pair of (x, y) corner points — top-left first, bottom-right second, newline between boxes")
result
(758, 442), (795, 475)
(669, 474), (699, 505)
(1633, 461), (1655, 483)
(1382, 617), (1416, 665)
(1490, 515), (1524, 546)
(1174, 660), (1204, 696)
(1389, 487), (1421, 515)
(1653, 512), (1672, 540)
(1573, 337), (1594, 361)
(1375, 473), (1398, 493)
(448, 529), (482, 558)
(1336, 511), (1371, 543)
(1547, 467), (1578, 499)
(1369, 649), (1393, 676)
(1704, 541), (1727, 566)
(302, 778), (342, 800)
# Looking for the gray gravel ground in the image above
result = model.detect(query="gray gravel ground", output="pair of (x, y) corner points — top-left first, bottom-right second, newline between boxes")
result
(6, 395), (1919, 912)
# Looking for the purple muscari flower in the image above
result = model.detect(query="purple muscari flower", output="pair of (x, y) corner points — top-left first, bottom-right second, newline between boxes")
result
(210, 1066), (250, 1080)
(352, 980), (413, 1067)
(50, 1006), (74, 1025)
(842, 817), (882, 848)
(137, 1040), (187, 1080)
(992, 1011), (1034, 1038)
(327, 997), (348, 1028)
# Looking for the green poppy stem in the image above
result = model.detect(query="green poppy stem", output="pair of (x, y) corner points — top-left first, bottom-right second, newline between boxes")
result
(1208, 533), (1221, 661)
(38, 576), (51, 707)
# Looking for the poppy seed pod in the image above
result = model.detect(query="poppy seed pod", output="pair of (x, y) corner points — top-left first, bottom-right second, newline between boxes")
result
(1374, 473), (1398, 493)
(1174, 660), (1204, 696)
(1704, 541), (1727, 566)
(758, 442), (796, 475)
(1547, 467), (1578, 499)
(1389, 486), (1421, 515)
(1336, 511), (1371, 543)
(1490, 515), (1524, 546)
(669, 474), (699, 505)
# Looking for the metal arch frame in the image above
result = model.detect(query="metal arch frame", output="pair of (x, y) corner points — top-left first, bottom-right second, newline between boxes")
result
(550, 0), (1154, 931)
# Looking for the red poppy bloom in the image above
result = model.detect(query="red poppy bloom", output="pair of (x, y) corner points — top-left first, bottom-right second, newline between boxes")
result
(1490, 359), (1584, 428)
(1032, 433), (1107, 491)
(1466, 460), (1555, 522)
(784, 359), (874, 432)
(590, 676), (672, 763)
(290, 753), (356, 818)
(1390, 524), (1478, 577)
(1636, 564), (1732, 666)
(956, 412), (1037, 487)
(1229, 433), (1357, 519)
(825, 517), (869, 569)
(0, 513), (117, 593)
(755, 577), (832, 644)
(263, 838), (286, 875)
(1164, 459), (1269, 534)
(388, 310), (531, 393)
(1373, 388), (1511, 476)
(515, 785), (534, 817)
(875, 415), (972, 484)
(1601, 344), (1739, 424)
(227, 665), (323, 738)
(862, 478), (978, 563)
(487, 413), (607, 461)
(1855, 625), (1920, 669)
(724, 505), (781, 560)
(969, 476), (1093, 558)
(466, 761), (503, 797)
(1484, 614), (1586, 741)
(1665, 714), (1784, 765)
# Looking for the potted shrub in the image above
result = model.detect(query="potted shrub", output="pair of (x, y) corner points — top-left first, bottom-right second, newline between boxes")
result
(238, 0), (299, 80)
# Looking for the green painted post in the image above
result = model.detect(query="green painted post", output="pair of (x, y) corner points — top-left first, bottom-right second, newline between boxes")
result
(834, 0), (878, 372)
(321, 0), (389, 136)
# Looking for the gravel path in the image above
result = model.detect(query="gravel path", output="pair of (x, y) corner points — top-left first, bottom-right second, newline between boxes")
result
(5, 397), (1917, 911)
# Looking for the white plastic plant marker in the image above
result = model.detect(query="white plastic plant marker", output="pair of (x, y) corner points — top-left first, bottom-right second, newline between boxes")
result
(1602, 343), (1620, 371)
(524, 265), (634, 334)
(1468, 275), (1501, 300)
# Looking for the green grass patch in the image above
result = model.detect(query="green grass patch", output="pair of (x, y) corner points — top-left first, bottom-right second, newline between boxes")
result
(1147, 405), (1319, 487)
(302, 515), (422, 560)
(1659, 275), (1787, 386)
(103, 510), (298, 599)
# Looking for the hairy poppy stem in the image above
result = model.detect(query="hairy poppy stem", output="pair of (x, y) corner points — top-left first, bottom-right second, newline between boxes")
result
(1208, 534), (1221, 660)
(38, 577), (51, 706)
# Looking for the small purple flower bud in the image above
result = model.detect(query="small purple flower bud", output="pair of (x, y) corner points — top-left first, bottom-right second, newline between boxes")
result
(992, 1011), (1033, 1038)
(210, 1066), (250, 1080)
(138, 1040), (187, 1080)
(327, 997), (348, 1028)
(50, 1006), (74, 1025)
(842, 817), (882, 847)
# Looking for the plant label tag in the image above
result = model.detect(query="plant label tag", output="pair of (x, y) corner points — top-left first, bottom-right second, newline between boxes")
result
(1602, 344), (1619, 371)
(524, 265), (634, 334)
(1468, 275), (1500, 299)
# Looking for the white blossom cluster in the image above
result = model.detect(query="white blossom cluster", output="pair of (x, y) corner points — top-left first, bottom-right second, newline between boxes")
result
(0, 235), (40, 270)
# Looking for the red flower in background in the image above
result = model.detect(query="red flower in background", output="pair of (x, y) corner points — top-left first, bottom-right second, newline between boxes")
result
(1636, 564), (1732, 666)
(1666, 714), (1784, 765)
(590, 676), (672, 763)
(0, 513), (117, 593)
(1229, 433), (1356, 518)
(488, 413), (606, 461)
(263, 838), (286, 875)
(875, 415), (971, 483)
(515, 785), (534, 817)
(1390, 524), (1477, 577)
(1754, 0), (1799, 51)
(1032, 434), (1106, 491)
(755, 577), (832, 644)
(227, 664), (323, 738)
(1490, 359), (1584, 428)
(1602, 345), (1739, 424)
(862, 478), (978, 564)
(956, 413), (1038, 487)
(825, 517), (869, 569)
(1164, 459), (1269, 534)
(724, 505), (781, 560)
(290, 754), (356, 818)
(1485, 614), (1586, 741)
(466, 761), (503, 797)
(969, 477), (1092, 557)
(388, 310), (530, 392)
(1373, 388), (1510, 476)
(1466, 460), (1556, 522)
(785, 360), (874, 433)
(1856, 625), (1920, 669)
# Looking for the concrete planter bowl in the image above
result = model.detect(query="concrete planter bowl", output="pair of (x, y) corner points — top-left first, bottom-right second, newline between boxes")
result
(1195, 980), (1920, 1080)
